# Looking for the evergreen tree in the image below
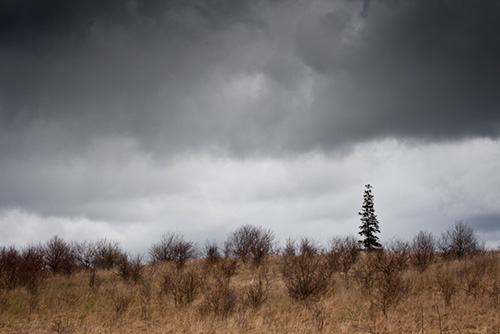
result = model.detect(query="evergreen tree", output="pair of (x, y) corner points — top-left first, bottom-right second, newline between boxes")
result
(358, 184), (381, 250)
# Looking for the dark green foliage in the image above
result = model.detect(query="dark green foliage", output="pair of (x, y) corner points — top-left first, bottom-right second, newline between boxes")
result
(358, 184), (381, 250)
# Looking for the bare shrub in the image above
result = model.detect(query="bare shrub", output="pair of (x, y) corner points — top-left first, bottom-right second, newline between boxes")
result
(411, 230), (436, 271)
(161, 266), (202, 307)
(459, 256), (488, 299)
(149, 232), (197, 270)
(107, 286), (132, 317)
(0, 246), (20, 290)
(327, 235), (361, 282)
(94, 239), (124, 270)
(43, 235), (76, 276)
(199, 274), (237, 318)
(281, 238), (332, 302)
(209, 258), (239, 288)
(73, 240), (98, 270)
(204, 241), (222, 266)
(435, 264), (459, 306)
(355, 250), (409, 316)
(72, 240), (102, 288)
(439, 221), (481, 259)
(203, 241), (239, 280)
(385, 239), (411, 271)
(243, 266), (269, 309)
(226, 225), (275, 267)
(117, 253), (144, 284)
(18, 245), (46, 295)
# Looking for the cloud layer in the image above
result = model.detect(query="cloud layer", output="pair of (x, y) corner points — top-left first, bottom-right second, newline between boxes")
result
(2, 0), (499, 157)
(1, 138), (499, 251)
(1, 0), (499, 250)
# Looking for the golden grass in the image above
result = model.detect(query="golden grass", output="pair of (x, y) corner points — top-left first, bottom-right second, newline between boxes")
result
(1, 253), (499, 334)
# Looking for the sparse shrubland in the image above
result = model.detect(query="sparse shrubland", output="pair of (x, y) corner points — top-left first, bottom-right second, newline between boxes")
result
(0, 222), (499, 333)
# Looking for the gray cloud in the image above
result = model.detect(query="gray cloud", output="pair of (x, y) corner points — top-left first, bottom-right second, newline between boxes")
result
(1, 0), (499, 158)
(1, 0), (500, 250)
(294, 0), (500, 149)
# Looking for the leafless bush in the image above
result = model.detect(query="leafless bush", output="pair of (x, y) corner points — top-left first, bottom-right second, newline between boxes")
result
(0, 246), (20, 290)
(117, 253), (144, 284)
(355, 250), (409, 316)
(243, 266), (269, 309)
(72, 240), (102, 288)
(435, 264), (459, 306)
(198, 273), (237, 318)
(43, 235), (76, 276)
(203, 240), (240, 281)
(281, 238), (333, 302)
(385, 239), (411, 271)
(18, 245), (46, 295)
(459, 257), (488, 299)
(73, 240), (98, 270)
(204, 241), (222, 266)
(202, 257), (237, 296)
(161, 266), (202, 307)
(93, 239), (124, 270)
(439, 221), (482, 259)
(107, 286), (132, 317)
(226, 225), (275, 267)
(149, 232), (197, 270)
(411, 230), (436, 271)
(327, 235), (361, 282)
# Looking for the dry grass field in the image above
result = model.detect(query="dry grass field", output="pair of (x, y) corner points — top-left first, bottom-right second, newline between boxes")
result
(1, 248), (499, 334)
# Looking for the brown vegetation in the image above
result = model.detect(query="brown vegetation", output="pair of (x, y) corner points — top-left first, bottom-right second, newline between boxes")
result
(0, 223), (499, 333)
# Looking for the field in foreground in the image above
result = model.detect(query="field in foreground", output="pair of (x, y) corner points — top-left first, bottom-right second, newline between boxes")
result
(1, 250), (500, 334)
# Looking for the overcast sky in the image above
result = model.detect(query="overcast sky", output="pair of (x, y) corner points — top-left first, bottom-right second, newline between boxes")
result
(1, 0), (499, 253)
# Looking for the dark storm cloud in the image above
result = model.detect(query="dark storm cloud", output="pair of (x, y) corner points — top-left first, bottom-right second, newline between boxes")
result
(0, 0), (267, 155)
(1, 0), (500, 157)
(294, 0), (500, 149)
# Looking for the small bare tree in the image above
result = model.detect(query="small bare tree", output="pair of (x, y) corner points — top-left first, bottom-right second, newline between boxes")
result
(243, 266), (270, 309)
(204, 241), (222, 266)
(356, 250), (409, 316)
(117, 253), (144, 284)
(198, 267), (237, 318)
(43, 236), (76, 276)
(149, 232), (197, 270)
(18, 245), (46, 295)
(439, 221), (481, 259)
(226, 225), (275, 267)
(385, 239), (411, 272)
(93, 239), (124, 270)
(73, 240), (98, 270)
(161, 266), (202, 307)
(411, 231), (436, 271)
(281, 238), (333, 301)
(0, 246), (20, 290)
(327, 235), (361, 283)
